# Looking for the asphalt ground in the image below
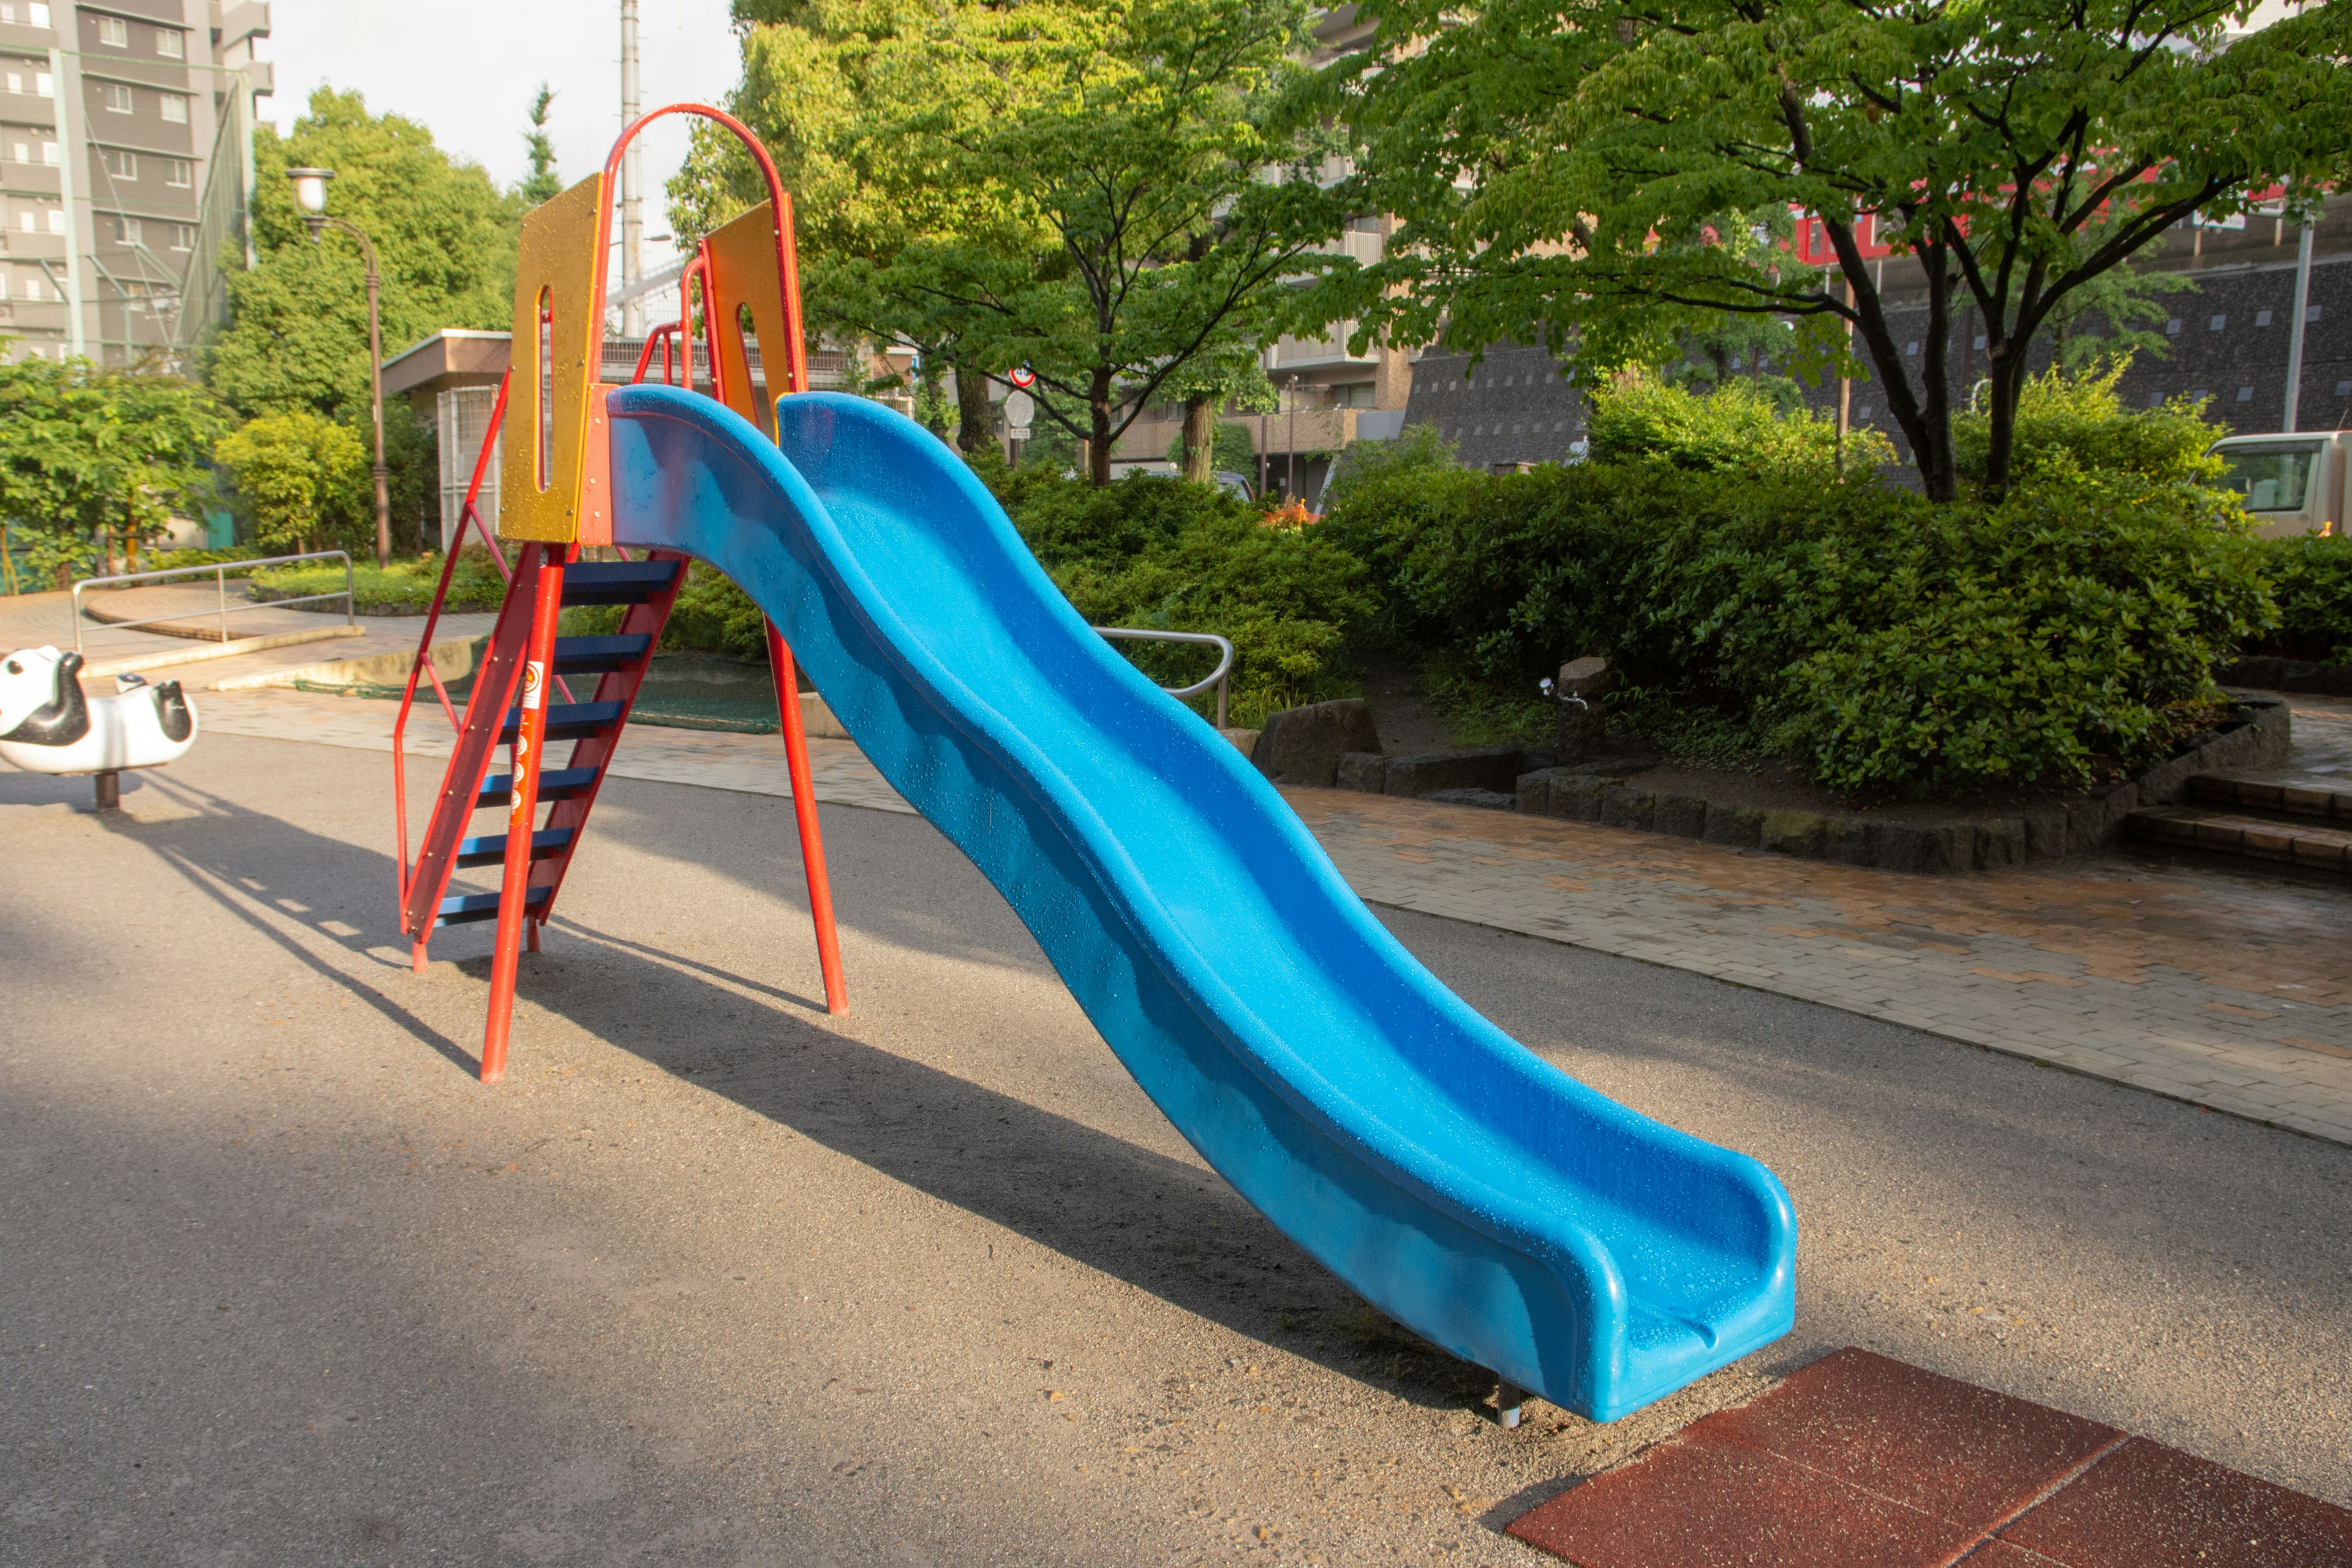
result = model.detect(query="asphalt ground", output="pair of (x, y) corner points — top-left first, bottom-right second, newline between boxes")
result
(4, 733), (2348, 1566)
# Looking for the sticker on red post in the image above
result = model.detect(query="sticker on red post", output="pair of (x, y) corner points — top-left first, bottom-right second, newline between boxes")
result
(521, 661), (546, 712)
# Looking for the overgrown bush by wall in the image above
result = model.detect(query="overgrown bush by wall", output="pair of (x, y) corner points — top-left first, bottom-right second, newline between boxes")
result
(1322, 457), (2272, 795)
(2253, 532), (2352, 664)
(997, 470), (1373, 726)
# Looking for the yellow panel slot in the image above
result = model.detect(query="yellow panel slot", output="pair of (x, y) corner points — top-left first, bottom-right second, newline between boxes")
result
(703, 200), (798, 440)
(500, 172), (605, 543)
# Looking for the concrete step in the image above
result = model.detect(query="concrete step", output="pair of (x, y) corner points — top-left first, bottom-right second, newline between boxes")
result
(2185, 771), (2352, 823)
(2125, 805), (2352, 873)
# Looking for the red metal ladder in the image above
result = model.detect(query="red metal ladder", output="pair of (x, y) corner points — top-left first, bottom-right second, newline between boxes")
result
(392, 369), (849, 1084)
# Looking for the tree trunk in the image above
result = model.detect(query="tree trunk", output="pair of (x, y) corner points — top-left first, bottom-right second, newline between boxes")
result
(1181, 396), (1216, 483)
(1088, 367), (1115, 486)
(920, 361), (951, 442)
(1825, 223), (1959, 502)
(1980, 343), (2034, 500)
(955, 366), (995, 455)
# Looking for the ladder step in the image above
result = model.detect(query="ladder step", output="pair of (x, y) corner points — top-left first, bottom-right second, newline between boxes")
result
(559, 560), (680, 606)
(434, 887), (551, 927)
(454, 827), (577, 869)
(499, 701), (624, 742)
(552, 633), (652, 674)
(475, 767), (598, 808)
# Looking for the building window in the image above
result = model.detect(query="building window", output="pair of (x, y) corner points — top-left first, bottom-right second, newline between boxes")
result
(2236, 386), (2255, 402)
(0, 5), (56, 26)
(100, 81), (132, 114)
(164, 157), (189, 187)
(7, 142), (21, 162)
(0, 272), (8, 299)
(100, 146), (135, 179)
(167, 222), (192, 251)
(2165, 318), (2182, 336)
(159, 92), (186, 123)
(45, 206), (62, 232)
(2209, 314), (2226, 331)
(154, 27), (182, 59)
(111, 214), (139, 244)
(96, 15), (126, 47)
(41, 140), (57, 165)
(2255, 309), (2273, 326)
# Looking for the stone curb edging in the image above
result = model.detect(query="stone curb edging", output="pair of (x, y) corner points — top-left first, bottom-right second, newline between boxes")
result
(1507, 693), (2291, 874)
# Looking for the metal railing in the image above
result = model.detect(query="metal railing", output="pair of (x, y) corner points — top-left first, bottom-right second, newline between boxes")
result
(71, 549), (354, 653)
(1095, 627), (1234, 728)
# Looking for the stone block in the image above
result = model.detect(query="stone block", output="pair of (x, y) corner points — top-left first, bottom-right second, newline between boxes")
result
(1758, 810), (1827, 859)
(1600, 785), (1657, 831)
(1821, 816), (1878, 866)
(2067, 783), (2138, 854)
(1384, 745), (1524, 798)
(1878, 822), (1962, 875)
(2020, 806), (2070, 862)
(1545, 772), (1609, 822)
(1973, 818), (2026, 872)
(1335, 752), (1389, 793)
(1653, 793), (1709, 839)
(1217, 726), (1261, 758)
(1253, 698), (1380, 787)
(1702, 802), (1765, 848)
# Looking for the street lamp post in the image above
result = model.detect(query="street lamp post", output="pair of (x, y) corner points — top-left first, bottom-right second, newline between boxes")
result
(287, 167), (392, 568)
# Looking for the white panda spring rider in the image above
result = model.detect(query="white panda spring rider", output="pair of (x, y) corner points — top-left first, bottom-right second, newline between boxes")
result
(0, 645), (198, 809)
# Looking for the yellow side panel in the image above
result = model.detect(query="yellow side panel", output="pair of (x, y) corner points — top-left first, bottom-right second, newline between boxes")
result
(704, 200), (797, 439)
(500, 172), (605, 543)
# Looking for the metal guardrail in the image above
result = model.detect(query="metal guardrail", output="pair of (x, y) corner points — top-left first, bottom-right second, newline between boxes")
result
(1095, 626), (1234, 728)
(71, 550), (355, 653)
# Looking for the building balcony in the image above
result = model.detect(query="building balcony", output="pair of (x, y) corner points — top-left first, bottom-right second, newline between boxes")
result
(1270, 324), (1378, 377)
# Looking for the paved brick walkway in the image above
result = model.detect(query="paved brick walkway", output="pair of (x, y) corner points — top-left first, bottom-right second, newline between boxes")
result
(183, 687), (2352, 1145)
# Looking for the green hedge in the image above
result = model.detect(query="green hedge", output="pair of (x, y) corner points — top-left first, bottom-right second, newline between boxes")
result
(246, 550), (508, 614)
(1324, 460), (2271, 794)
(2253, 532), (2352, 664)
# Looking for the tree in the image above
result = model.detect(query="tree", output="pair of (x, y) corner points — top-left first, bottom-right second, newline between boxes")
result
(205, 88), (521, 548)
(692, 0), (1351, 483)
(0, 353), (226, 586)
(1325, 0), (2352, 499)
(1161, 342), (1277, 483)
(214, 410), (371, 554)
(519, 85), (561, 207)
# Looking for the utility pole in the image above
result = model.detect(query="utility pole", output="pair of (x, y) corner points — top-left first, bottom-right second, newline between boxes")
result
(2283, 209), (2316, 433)
(619, 0), (644, 339)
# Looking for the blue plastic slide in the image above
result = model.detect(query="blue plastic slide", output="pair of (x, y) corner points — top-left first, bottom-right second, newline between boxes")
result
(607, 386), (1795, 1422)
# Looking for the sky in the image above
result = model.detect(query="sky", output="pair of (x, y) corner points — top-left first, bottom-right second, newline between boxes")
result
(260, 0), (741, 255)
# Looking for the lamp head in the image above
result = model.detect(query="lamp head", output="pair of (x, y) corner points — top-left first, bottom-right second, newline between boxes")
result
(286, 167), (335, 218)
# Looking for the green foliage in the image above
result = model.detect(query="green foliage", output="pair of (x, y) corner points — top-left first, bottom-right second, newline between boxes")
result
(2255, 533), (2352, 664)
(1588, 375), (1896, 478)
(214, 410), (369, 554)
(246, 551), (509, 613)
(1321, 422), (1460, 511)
(1005, 472), (1373, 724)
(1322, 459), (2271, 796)
(1323, 0), (2352, 499)
(660, 563), (773, 660)
(518, 85), (560, 206)
(1953, 361), (2223, 492)
(698, 0), (1351, 481)
(0, 355), (228, 585)
(204, 89), (520, 548)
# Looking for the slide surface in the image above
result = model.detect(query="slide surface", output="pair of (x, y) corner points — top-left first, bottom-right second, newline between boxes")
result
(608, 386), (1795, 1421)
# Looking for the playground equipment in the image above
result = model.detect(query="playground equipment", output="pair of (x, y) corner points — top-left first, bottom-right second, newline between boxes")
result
(398, 105), (1795, 1424)
(0, 646), (197, 809)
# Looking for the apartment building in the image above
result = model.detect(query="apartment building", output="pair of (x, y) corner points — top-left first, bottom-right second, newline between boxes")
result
(0, 0), (271, 367)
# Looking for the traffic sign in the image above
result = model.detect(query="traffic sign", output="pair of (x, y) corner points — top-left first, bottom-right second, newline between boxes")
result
(1008, 366), (1036, 390)
(1003, 390), (1036, 429)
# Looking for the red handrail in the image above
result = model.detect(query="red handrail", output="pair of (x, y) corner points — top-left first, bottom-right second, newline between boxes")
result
(394, 369), (511, 916)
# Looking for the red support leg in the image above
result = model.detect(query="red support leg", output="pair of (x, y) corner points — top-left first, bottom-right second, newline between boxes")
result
(527, 919), (541, 954)
(482, 545), (569, 1084)
(412, 938), (429, 975)
(767, 618), (849, 1016)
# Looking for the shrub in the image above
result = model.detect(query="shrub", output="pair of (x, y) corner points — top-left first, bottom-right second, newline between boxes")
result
(247, 548), (508, 613)
(1586, 374), (1896, 478)
(1952, 361), (2223, 491)
(1321, 422), (1460, 513)
(214, 410), (371, 554)
(1321, 458), (2272, 796)
(1004, 471), (1373, 725)
(2255, 532), (2352, 663)
(659, 562), (769, 659)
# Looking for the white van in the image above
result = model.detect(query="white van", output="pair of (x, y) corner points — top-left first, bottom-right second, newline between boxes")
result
(2207, 431), (2350, 538)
